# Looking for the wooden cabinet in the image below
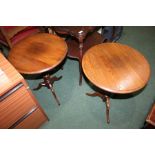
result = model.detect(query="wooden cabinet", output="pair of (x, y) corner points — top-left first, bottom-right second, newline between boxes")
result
(0, 52), (48, 129)
(14, 108), (47, 129)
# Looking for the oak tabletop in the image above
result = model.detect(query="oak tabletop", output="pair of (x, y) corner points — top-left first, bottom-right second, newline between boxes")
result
(82, 43), (151, 94)
(8, 33), (68, 74)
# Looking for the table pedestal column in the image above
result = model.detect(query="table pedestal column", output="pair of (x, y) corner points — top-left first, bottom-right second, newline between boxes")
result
(33, 74), (62, 106)
(78, 32), (84, 86)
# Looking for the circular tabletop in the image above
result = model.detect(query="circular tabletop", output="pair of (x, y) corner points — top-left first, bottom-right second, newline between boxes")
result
(8, 33), (68, 74)
(82, 43), (151, 94)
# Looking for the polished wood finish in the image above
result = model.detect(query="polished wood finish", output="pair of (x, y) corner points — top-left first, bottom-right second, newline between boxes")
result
(8, 33), (68, 106)
(67, 31), (103, 59)
(33, 74), (62, 106)
(0, 53), (48, 128)
(0, 52), (23, 96)
(53, 26), (103, 85)
(146, 103), (155, 126)
(1, 27), (27, 38)
(14, 108), (47, 129)
(82, 43), (150, 123)
(8, 33), (68, 74)
(82, 43), (150, 94)
(0, 26), (43, 49)
(86, 92), (110, 123)
(53, 26), (97, 38)
(0, 86), (36, 128)
(66, 31), (103, 85)
(0, 83), (23, 102)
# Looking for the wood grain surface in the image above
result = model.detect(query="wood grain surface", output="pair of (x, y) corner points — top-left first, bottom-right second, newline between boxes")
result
(0, 52), (23, 96)
(82, 43), (150, 94)
(0, 86), (36, 128)
(0, 53), (48, 128)
(66, 31), (103, 59)
(14, 108), (47, 129)
(8, 33), (68, 74)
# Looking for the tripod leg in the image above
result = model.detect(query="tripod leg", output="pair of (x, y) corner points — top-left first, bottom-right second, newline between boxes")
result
(105, 96), (110, 124)
(33, 82), (46, 90)
(42, 75), (62, 106)
(49, 85), (61, 106)
(50, 76), (62, 83)
(86, 92), (105, 99)
(86, 92), (111, 124)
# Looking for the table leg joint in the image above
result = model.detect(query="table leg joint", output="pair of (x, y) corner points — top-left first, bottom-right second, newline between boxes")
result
(86, 92), (110, 124)
(33, 74), (62, 106)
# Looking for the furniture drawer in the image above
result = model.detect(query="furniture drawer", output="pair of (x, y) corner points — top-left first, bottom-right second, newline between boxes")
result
(0, 84), (36, 128)
(14, 107), (47, 129)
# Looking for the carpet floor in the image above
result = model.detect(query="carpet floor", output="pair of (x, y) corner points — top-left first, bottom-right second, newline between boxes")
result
(10, 26), (155, 128)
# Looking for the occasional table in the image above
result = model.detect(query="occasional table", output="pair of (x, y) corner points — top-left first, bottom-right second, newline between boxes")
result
(53, 26), (103, 85)
(8, 33), (68, 106)
(82, 43), (150, 123)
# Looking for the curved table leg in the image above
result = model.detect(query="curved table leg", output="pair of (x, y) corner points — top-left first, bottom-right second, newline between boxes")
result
(86, 92), (110, 124)
(49, 86), (61, 106)
(33, 82), (46, 90)
(33, 74), (62, 106)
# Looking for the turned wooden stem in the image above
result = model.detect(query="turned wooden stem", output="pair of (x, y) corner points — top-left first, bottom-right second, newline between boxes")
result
(33, 74), (62, 106)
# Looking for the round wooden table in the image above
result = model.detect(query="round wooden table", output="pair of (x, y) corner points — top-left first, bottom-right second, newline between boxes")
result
(8, 33), (68, 106)
(53, 26), (103, 85)
(82, 43), (151, 123)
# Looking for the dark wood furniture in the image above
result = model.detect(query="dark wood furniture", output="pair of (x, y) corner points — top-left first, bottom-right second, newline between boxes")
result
(53, 26), (103, 85)
(143, 103), (155, 128)
(146, 103), (155, 126)
(0, 52), (48, 129)
(8, 33), (68, 106)
(82, 43), (150, 123)
(0, 26), (43, 49)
